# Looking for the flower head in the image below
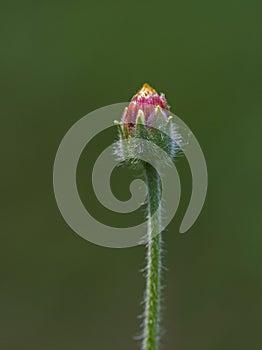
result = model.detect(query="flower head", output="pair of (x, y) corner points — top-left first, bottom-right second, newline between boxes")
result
(122, 83), (169, 134)
(115, 83), (178, 162)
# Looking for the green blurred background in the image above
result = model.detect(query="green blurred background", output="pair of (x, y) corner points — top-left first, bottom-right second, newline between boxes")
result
(1, 0), (262, 349)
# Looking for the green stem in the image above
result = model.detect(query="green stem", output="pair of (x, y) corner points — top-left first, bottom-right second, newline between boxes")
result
(142, 163), (162, 350)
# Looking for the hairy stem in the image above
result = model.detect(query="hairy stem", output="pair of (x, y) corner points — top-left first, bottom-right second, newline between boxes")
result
(142, 163), (162, 350)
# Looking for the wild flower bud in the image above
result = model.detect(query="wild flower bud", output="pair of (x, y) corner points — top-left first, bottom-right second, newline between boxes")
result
(122, 83), (169, 134)
(115, 84), (179, 162)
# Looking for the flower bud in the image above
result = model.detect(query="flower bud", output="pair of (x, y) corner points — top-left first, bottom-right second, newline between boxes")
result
(114, 84), (179, 162)
(122, 83), (169, 135)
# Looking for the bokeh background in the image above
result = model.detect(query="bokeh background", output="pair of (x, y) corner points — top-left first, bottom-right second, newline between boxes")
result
(1, 1), (262, 349)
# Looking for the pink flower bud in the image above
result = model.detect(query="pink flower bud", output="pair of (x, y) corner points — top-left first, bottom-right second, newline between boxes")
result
(122, 83), (169, 134)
